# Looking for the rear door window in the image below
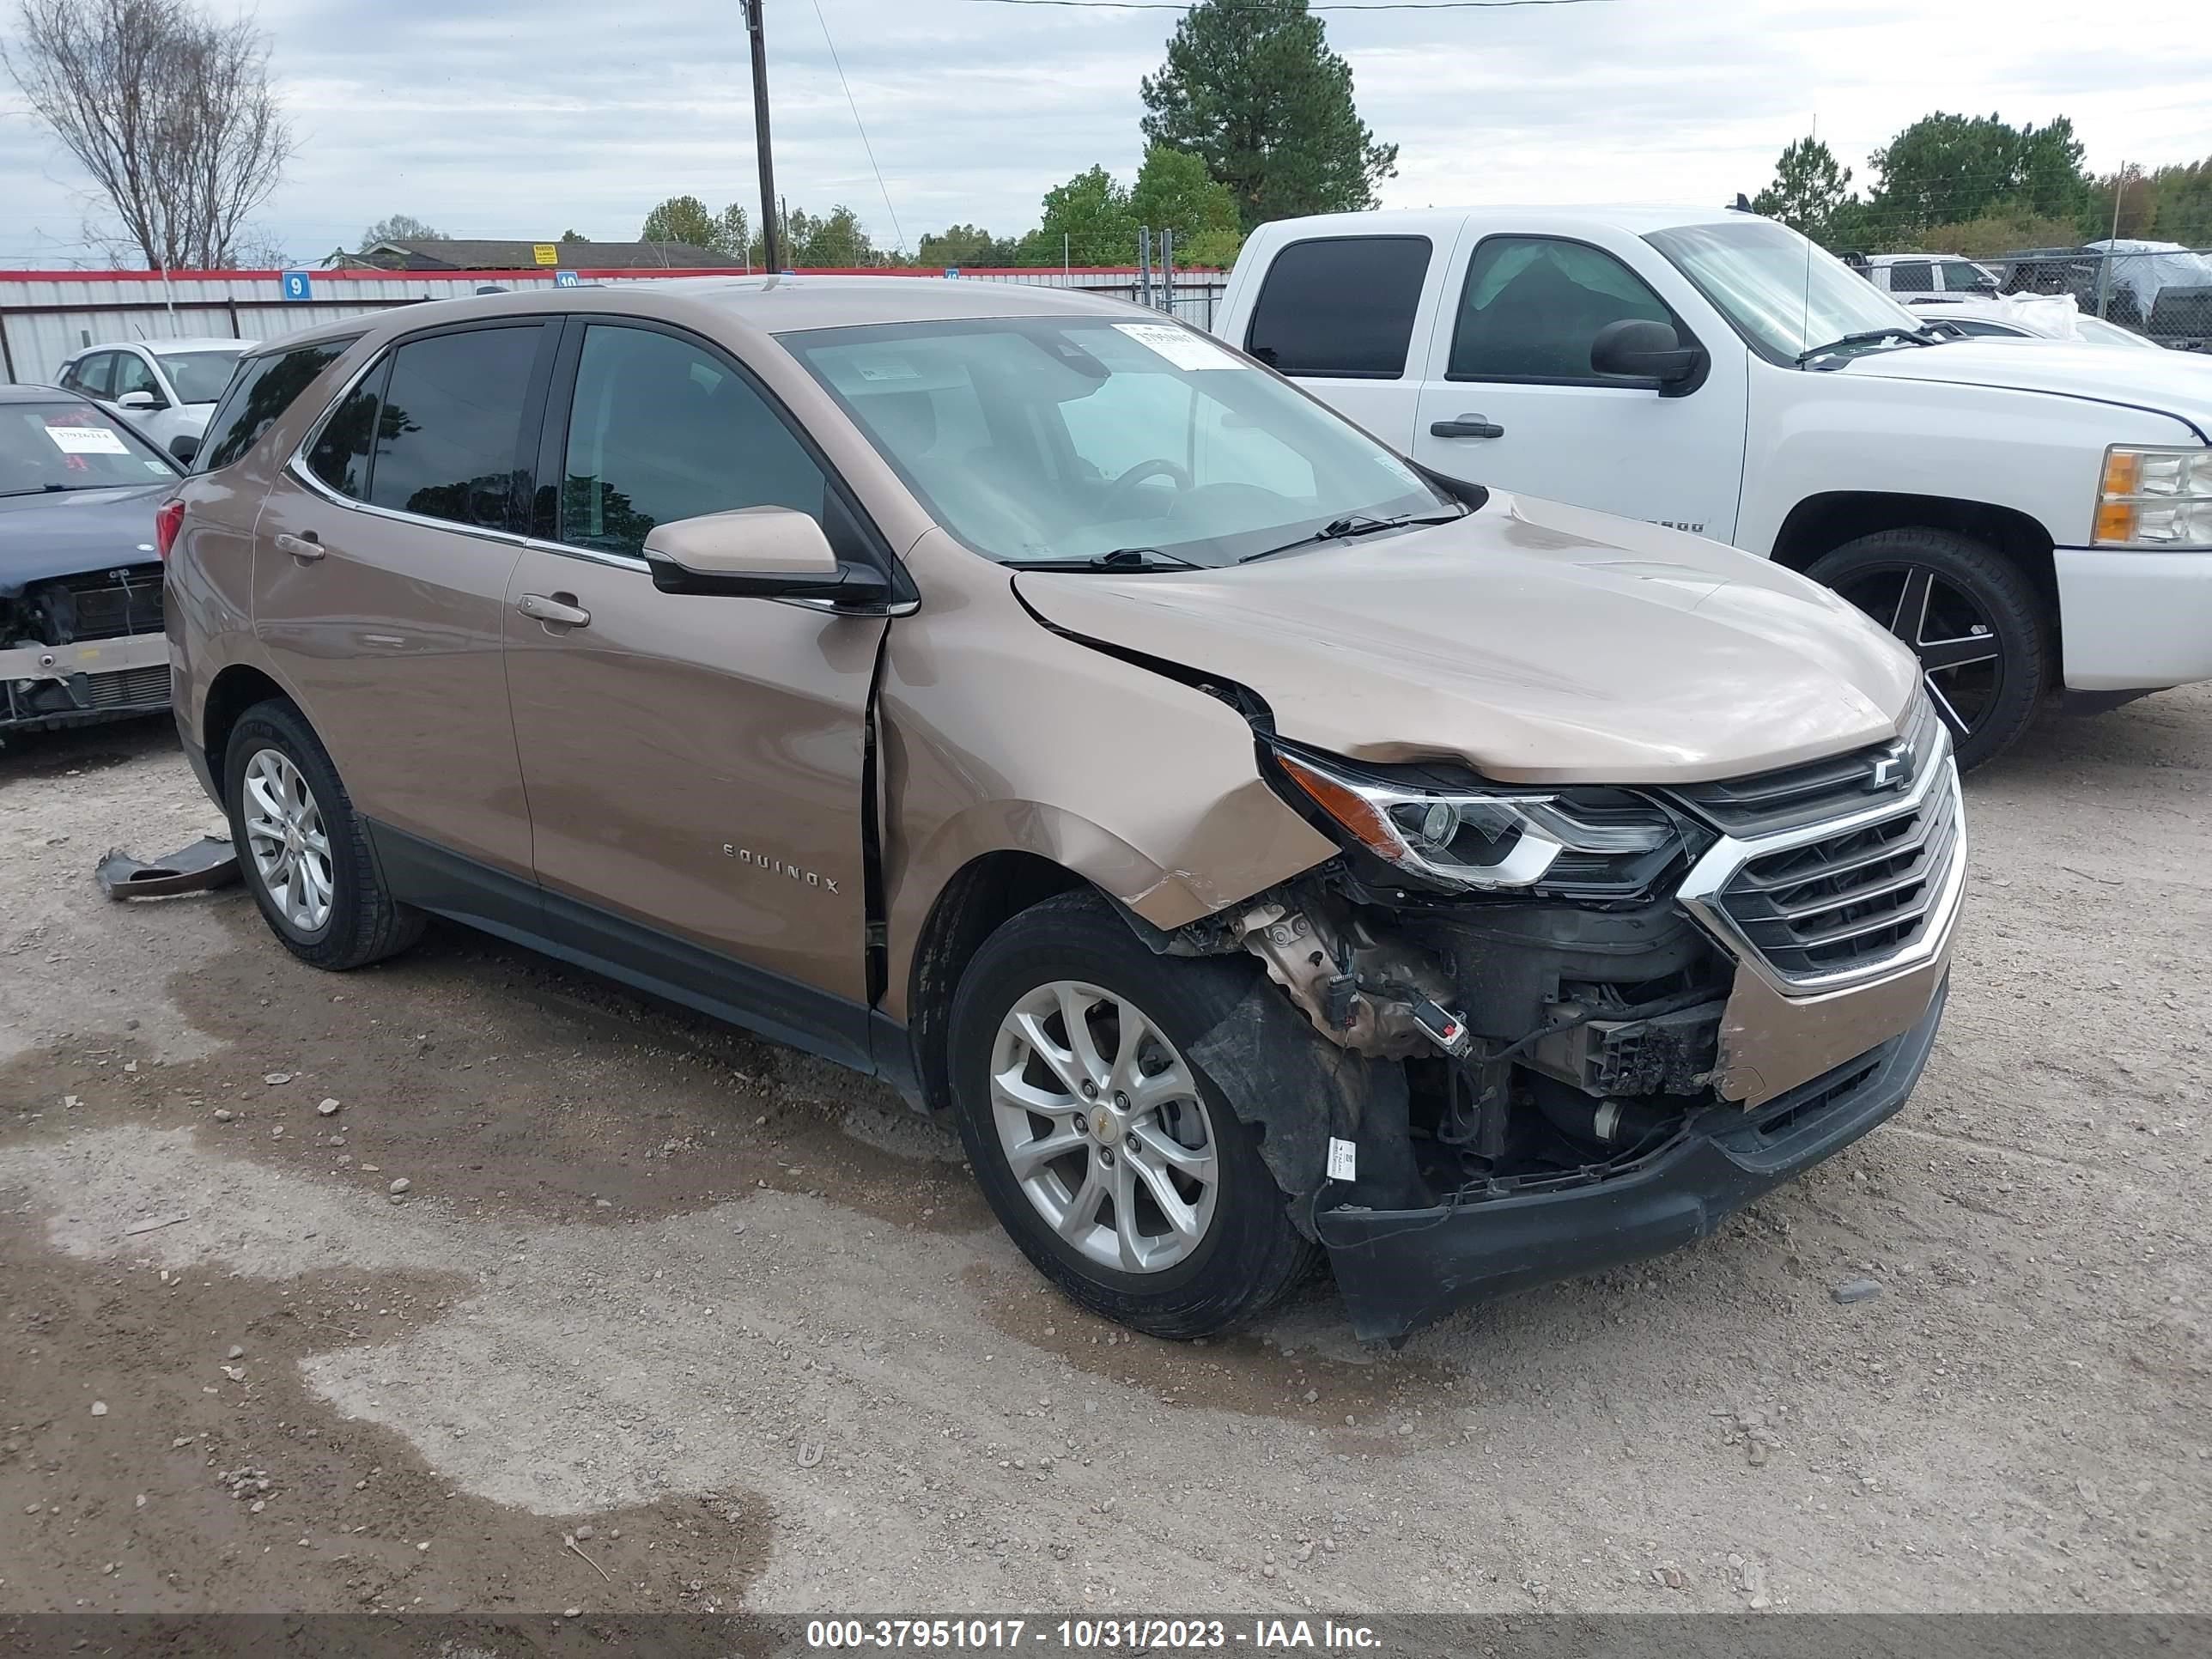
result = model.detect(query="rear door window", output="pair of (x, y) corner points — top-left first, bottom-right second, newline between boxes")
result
(368, 324), (547, 532)
(1887, 261), (1935, 293)
(1244, 236), (1431, 380)
(197, 338), (357, 472)
(1448, 236), (1676, 382)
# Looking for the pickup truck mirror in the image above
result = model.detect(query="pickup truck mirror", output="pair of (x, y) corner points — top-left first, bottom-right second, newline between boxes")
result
(1590, 319), (1706, 392)
(642, 506), (887, 607)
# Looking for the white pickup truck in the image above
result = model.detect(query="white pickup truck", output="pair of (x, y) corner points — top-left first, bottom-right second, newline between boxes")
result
(1213, 205), (2212, 768)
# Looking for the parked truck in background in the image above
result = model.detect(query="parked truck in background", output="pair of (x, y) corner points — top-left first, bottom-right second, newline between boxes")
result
(1213, 206), (2212, 769)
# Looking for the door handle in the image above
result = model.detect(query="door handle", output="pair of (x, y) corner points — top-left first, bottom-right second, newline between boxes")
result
(274, 532), (325, 562)
(1430, 415), (1505, 440)
(517, 592), (591, 629)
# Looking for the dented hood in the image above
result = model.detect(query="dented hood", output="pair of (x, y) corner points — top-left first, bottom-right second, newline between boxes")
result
(1013, 493), (1919, 785)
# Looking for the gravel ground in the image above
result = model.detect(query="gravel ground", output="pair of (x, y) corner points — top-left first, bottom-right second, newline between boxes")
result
(1, 693), (2206, 1617)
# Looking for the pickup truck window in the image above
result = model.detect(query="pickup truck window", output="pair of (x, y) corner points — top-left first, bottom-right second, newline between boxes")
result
(1243, 236), (1431, 380)
(1647, 218), (1923, 364)
(788, 315), (1449, 568)
(1888, 261), (1935, 293)
(1449, 236), (1674, 382)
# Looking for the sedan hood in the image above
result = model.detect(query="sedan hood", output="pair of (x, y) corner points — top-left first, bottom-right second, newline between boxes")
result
(0, 483), (172, 597)
(1013, 494), (1919, 785)
(1839, 338), (2212, 439)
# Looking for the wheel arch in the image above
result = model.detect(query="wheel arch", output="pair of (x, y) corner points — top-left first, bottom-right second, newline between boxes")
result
(1770, 490), (2060, 627)
(201, 663), (296, 783)
(902, 849), (1097, 1116)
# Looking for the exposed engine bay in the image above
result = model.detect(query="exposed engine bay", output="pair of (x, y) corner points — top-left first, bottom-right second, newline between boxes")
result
(1, 565), (169, 731)
(1162, 869), (1735, 1227)
(1137, 695), (1960, 1239)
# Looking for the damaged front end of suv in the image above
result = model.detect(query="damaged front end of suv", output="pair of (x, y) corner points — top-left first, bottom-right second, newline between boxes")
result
(1140, 692), (1961, 1342)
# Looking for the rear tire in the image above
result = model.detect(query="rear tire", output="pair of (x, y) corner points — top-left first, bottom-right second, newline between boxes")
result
(1806, 527), (2049, 771)
(947, 891), (1316, 1339)
(222, 699), (425, 970)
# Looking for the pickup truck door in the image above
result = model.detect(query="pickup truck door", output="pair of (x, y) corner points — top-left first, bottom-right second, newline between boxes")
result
(500, 317), (887, 1069)
(1233, 232), (1455, 452)
(1409, 229), (1749, 544)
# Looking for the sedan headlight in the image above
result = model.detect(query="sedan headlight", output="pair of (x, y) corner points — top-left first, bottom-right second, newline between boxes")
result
(2095, 446), (2212, 548)
(1272, 748), (1690, 897)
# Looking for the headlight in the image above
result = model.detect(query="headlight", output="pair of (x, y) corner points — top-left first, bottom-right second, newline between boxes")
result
(1272, 748), (1689, 896)
(2094, 446), (2212, 548)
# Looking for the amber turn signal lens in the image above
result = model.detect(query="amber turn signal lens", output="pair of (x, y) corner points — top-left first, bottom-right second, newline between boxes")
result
(1276, 754), (1402, 861)
(2100, 450), (2142, 498)
(2094, 501), (2137, 544)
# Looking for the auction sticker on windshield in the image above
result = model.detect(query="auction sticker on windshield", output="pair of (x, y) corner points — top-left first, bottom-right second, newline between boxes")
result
(44, 424), (129, 455)
(1113, 322), (1239, 371)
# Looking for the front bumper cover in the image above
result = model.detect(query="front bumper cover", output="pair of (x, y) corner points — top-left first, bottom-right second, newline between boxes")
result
(1324, 978), (1947, 1343)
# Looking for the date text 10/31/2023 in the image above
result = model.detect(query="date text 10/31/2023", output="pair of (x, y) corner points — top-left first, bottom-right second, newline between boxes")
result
(805, 1619), (1384, 1650)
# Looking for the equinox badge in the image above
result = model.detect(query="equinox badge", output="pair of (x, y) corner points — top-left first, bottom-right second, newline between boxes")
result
(723, 844), (839, 894)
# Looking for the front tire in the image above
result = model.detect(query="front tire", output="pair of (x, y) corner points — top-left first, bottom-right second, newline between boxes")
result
(947, 892), (1316, 1339)
(222, 700), (425, 970)
(1806, 527), (2050, 771)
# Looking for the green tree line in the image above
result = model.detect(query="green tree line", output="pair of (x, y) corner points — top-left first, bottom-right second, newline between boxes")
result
(628, 0), (1389, 271)
(1752, 112), (2212, 257)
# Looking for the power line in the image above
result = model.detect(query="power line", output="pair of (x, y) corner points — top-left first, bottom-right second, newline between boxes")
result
(810, 0), (908, 257)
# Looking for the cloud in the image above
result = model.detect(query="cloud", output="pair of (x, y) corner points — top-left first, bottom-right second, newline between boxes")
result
(3, 0), (2209, 266)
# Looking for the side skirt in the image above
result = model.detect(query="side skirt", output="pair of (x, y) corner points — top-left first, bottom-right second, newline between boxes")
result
(365, 820), (890, 1078)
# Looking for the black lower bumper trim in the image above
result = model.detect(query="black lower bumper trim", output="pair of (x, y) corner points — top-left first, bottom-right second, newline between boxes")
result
(1324, 978), (1948, 1342)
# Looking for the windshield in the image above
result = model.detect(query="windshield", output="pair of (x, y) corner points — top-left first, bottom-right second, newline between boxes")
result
(0, 399), (178, 495)
(1647, 217), (1925, 364)
(783, 316), (1455, 567)
(160, 349), (246, 404)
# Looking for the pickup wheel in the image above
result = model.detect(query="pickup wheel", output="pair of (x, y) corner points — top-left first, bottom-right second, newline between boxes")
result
(222, 699), (426, 970)
(1805, 528), (2049, 771)
(946, 892), (1317, 1340)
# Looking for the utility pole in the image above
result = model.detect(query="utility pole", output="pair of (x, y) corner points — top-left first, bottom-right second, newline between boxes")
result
(745, 0), (781, 272)
(2097, 162), (2126, 319)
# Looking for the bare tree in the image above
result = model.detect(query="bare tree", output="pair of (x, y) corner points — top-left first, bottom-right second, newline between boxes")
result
(3, 0), (294, 270)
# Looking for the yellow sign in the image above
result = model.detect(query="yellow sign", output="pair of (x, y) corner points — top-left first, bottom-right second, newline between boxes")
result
(532, 243), (558, 266)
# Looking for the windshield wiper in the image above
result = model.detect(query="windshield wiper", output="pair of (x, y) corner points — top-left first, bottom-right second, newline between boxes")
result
(1005, 546), (1199, 572)
(1796, 325), (1942, 366)
(1239, 509), (1463, 564)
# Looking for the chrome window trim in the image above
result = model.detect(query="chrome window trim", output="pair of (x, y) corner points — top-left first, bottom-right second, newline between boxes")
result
(1676, 748), (1966, 998)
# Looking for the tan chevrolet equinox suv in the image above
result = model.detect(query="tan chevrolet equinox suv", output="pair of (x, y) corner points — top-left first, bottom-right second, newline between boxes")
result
(163, 278), (1965, 1341)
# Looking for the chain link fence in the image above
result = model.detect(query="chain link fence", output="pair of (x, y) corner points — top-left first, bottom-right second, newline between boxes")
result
(1993, 246), (2212, 349)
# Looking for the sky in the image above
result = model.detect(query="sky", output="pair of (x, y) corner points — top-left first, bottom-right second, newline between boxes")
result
(3, 0), (2211, 267)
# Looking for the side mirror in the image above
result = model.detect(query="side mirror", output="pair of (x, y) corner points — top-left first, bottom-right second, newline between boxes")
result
(168, 433), (200, 465)
(1590, 319), (1707, 393)
(116, 389), (163, 410)
(642, 507), (887, 606)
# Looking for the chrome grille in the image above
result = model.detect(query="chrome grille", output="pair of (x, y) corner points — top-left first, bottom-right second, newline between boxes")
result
(1713, 767), (1961, 979)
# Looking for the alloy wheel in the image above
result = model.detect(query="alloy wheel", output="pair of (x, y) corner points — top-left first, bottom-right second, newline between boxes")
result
(1833, 561), (2004, 740)
(241, 747), (334, 933)
(988, 980), (1220, 1274)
